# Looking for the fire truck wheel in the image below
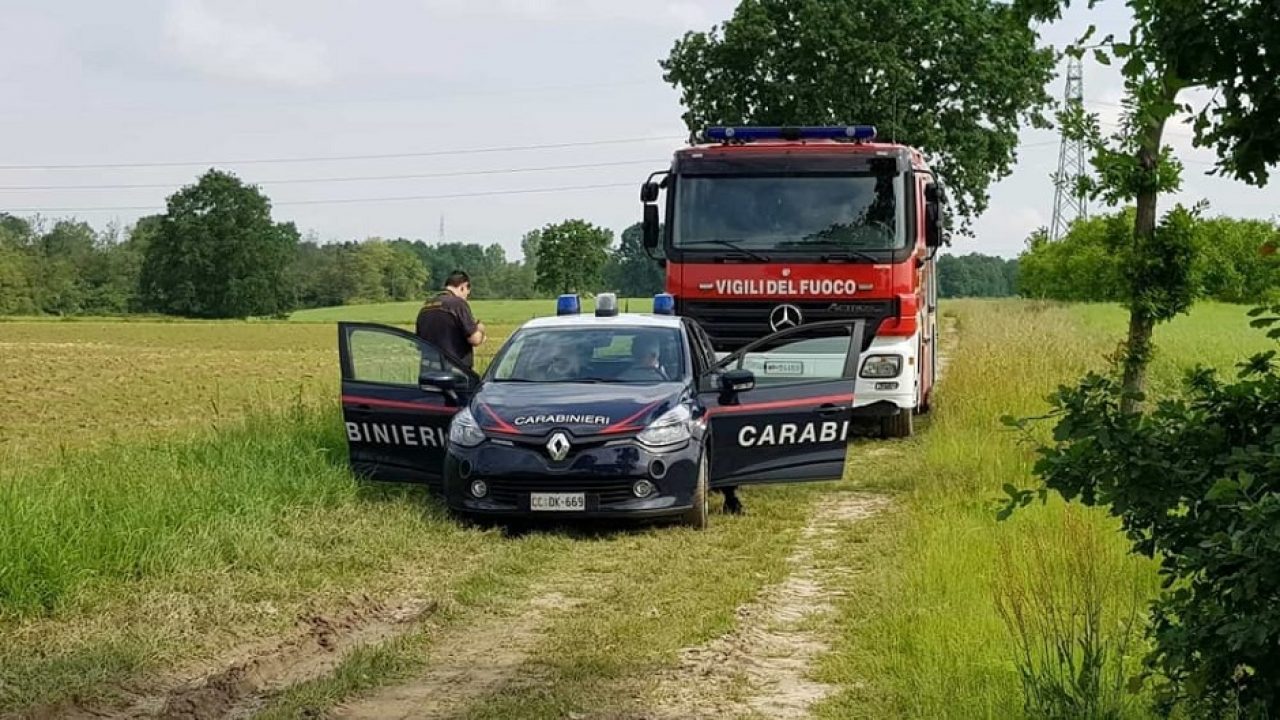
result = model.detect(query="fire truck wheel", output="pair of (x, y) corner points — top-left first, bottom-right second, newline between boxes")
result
(881, 407), (914, 438)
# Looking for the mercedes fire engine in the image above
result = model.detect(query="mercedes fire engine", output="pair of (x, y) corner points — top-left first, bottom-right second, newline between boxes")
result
(639, 125), (948, 437)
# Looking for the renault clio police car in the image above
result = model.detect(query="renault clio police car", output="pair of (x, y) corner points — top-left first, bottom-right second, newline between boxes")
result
(338, 293), (868, 528)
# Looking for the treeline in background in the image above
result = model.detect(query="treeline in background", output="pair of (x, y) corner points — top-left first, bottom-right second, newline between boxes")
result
(3, 169), (1276, 318)
(1019, 209), (1280, 304)
(0, 170), (665, 318)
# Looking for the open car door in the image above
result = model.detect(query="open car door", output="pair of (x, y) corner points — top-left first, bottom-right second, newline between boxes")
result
(700, 320), (865, 487)
(338, 322), (478, 488)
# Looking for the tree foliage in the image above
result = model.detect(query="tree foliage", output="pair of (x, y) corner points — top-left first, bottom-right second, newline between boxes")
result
(139, 170), (299, 318)
(603, 223), (665, 297)
(1020, 211), (1280, 304)
(660, 0), (1057, 227)
(0, 214), (146, 316)
(936, 253), (1019, 298)
(533, 219), (613, 296)
(1021, 0), (1280, 407)
(1008, 1), (1280, 712)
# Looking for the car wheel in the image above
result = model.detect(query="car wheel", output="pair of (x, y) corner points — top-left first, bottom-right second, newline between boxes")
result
(881, 407), (914, 438)
(682, 454), (710, 530)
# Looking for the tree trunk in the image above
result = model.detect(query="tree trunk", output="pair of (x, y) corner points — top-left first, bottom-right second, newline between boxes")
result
(1120, 119), (1167, 415)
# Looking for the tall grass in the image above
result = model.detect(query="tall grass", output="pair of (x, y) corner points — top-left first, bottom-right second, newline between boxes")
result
(0, 406), (355, 617)
(993, 506), (1147, 719)
(815, 300), (1274, 718)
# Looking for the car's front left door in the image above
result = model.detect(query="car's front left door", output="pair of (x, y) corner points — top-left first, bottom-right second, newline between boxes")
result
(699, 320), (865, 487)
(338, 322), (477, 487)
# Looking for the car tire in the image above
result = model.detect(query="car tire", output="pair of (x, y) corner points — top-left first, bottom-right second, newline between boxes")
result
(881, 407), (914, 438)
(682, 454), (710, 530)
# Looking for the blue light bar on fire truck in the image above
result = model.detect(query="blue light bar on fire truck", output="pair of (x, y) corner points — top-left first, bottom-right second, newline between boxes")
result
(556, 294), (580, 315)
(703, 125), (877, 142)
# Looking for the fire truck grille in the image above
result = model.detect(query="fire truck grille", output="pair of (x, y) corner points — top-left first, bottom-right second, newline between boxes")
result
(679, 299), (894, 351)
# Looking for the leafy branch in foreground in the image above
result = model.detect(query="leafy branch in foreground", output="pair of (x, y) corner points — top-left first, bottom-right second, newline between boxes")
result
(1002, 303), (1280, 717)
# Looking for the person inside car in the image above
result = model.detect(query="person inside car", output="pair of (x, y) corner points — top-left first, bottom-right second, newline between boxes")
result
(539, 344), (583, 381)
(616, 333), (668, 382)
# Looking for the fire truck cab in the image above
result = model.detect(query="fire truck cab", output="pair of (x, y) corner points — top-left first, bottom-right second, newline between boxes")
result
(640, 126), (948, 437)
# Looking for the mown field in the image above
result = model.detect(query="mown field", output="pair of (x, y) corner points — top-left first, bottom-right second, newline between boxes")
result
(0, 300), (1272, 717)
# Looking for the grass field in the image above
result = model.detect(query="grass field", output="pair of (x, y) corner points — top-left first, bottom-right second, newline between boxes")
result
(0, 300), (1272, 717)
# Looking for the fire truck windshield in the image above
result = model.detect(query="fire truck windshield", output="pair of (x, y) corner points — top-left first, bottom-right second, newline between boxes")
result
(673, 174), (904, 254)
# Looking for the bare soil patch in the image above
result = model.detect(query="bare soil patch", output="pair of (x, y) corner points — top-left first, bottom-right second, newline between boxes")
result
(643, 493), (890, 720)
(332, 590), (581, 720)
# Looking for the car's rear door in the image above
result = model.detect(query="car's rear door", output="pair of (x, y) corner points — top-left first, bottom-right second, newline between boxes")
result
(338, 322), (477, 487)
(699, 320), (864, 486)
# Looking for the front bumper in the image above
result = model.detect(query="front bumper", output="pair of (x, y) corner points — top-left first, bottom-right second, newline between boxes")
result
(443, 437), (702, 519)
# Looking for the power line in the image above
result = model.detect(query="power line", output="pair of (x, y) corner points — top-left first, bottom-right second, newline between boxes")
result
(0, 158), (668, 191)
(0, 135), (685, 171)
(1, 181), (638, 213)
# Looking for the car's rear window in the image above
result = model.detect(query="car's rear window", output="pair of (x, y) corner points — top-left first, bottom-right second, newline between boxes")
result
(490, 327), (685, 383)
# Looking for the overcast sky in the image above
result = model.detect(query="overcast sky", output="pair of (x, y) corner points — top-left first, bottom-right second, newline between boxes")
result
(1, 0), (1275, 260)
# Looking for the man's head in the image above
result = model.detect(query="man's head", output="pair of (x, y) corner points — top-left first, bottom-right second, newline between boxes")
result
(631, 334), (660, 369)
(443, 270), (471, 299)
(543, 345), (582, 380)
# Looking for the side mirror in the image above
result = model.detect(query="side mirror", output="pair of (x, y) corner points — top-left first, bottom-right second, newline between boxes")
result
(925, 182), (948, 248)
(642, 204), (660, 252)
(640, 181), (660, 203)
(719, 368), (755, 395)
(420, 371), (464, 403)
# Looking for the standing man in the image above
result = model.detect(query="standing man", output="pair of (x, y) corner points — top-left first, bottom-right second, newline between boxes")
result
(416, 270), (486, 369)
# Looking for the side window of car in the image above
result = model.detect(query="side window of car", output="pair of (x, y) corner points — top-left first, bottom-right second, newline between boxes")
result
(346, 326), (455, 386)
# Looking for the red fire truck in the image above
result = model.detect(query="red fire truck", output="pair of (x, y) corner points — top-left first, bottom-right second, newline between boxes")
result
(640, 126), (947, 437)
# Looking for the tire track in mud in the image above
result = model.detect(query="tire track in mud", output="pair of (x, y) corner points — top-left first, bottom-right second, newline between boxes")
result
(16, 597), (436, 720)
(642, 493), (890, 720)
(329, 588), (581, 720)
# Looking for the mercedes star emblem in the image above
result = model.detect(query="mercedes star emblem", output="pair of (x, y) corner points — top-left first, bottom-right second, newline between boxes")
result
(546, 432), (571, 462)
(769, 303), (803, 332)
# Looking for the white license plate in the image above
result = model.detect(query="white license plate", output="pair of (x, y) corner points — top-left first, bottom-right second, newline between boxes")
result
(530, 492), (586, 511)
(764, 360), (804, 375)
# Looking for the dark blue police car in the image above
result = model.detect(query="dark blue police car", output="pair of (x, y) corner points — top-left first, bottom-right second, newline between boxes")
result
(338, 294), (867, 528)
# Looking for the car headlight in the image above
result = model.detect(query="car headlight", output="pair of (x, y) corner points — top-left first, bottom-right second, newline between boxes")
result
(449, 407), (486, 447)
(636, 405), (692, 448)
(860, 354), (903, 378)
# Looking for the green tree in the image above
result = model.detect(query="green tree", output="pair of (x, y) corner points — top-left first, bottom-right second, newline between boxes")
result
(1023, 0), (1280, 409)
(533, 219), (613, 295)
(1007, 1), (1280, 712)
(1017, 214), (1130, 302)
(139, 170), (300, 318)
(603, 222), (665, 297)
(660, 0), (1056, 227)
(937, 253), (1019, 298)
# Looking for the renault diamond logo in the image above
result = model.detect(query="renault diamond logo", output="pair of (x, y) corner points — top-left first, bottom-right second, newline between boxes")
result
(546, 432), (571, 462)
(769, 303), (803, 332)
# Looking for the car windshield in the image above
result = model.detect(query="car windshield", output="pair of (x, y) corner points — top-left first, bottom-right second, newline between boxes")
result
(673, 174), (905, 252)
(489, 326), (685, 384)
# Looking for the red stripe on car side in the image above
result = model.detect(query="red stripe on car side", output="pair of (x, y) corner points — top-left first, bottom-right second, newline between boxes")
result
(705, 393), (854, 416)
(340, 395), (459, 413)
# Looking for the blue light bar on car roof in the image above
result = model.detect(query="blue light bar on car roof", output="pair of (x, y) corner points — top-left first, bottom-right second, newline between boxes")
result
(652, 293), (675, 315)
(703, 125), (877, 142)
(556, 294), (580, 316)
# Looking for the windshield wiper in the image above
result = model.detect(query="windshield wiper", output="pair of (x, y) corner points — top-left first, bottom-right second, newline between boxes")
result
(684, 239), (770, 262)
(820, 249), (881, 263)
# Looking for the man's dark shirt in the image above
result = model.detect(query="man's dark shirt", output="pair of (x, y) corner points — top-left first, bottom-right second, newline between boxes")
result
(416, 291), (479, 368)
